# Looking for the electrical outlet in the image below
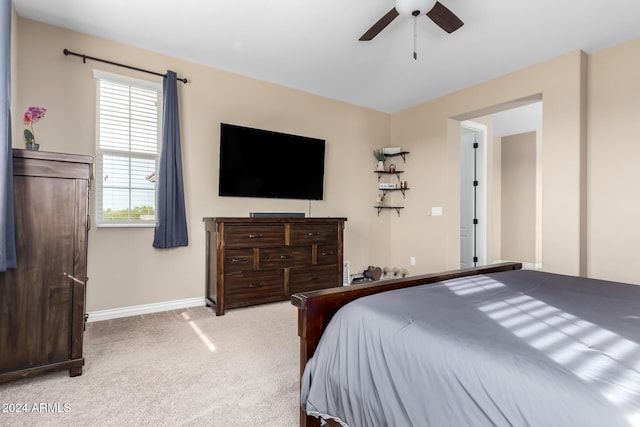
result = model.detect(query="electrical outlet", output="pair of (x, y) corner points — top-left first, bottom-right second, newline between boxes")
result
(431, 207), (443, 216)
(410, 256), (416, 266)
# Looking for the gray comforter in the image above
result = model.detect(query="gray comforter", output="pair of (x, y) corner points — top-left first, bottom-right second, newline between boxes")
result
(301, 270), (640, 426)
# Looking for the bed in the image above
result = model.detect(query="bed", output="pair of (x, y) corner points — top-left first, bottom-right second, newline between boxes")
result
(291, 262), (640, 427)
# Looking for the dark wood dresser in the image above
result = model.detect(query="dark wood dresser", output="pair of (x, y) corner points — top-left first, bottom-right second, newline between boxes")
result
(0, 149), (93, 382)
(203, 217), (347, 315)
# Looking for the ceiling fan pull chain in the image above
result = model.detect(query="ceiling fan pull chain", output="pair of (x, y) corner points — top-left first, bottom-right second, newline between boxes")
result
(413, 16), (418, 60)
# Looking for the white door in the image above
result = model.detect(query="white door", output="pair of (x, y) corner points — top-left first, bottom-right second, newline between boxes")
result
(460, 122), (487, 268)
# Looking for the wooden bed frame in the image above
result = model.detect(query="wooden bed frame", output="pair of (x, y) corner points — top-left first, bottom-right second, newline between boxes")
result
(290, 261), (523, 427)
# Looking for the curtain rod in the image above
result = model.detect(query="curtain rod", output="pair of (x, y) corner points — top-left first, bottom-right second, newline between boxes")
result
(63, 48), (188, 83)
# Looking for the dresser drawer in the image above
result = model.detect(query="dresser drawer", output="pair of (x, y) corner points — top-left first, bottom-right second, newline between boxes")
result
(290, 264), (339, 294)
(223, 225), (285, 248)
(289, 224), (336, 245)
(224, 248), (255, 273)
(225, 270), (284, 302)
(317, 245), (338, 265)
(259, 246), (311, 269)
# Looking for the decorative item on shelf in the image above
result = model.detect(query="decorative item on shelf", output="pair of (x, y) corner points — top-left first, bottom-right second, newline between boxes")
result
(375, 193), (385, 206)
(373, 148), (385, 171)
(383, 147), (401, 155)
(388, 163), (396, 173)
(23, 106), (47, 151)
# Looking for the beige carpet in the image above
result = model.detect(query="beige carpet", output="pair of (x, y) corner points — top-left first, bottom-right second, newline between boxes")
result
(0, 301), (300, 426)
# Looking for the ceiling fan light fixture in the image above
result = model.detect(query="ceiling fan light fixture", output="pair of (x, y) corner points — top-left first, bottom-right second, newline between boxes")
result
(395, 0), (436, 17)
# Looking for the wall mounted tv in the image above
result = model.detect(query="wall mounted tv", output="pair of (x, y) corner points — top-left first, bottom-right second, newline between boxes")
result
(218, 123), (326, 200)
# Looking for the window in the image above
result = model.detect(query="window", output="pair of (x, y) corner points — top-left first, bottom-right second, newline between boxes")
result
(94, 70), (162, 227)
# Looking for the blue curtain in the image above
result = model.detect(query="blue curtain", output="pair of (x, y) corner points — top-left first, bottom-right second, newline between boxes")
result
(0, 0), (16, 271)
(153, 70), (188, 248)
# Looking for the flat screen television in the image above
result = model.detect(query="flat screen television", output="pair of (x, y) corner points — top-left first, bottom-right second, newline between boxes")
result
(218, 123), (326, 200)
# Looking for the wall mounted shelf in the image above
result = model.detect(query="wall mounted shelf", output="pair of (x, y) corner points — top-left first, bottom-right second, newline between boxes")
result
(374, 206), (404, 216)
(384, 151), (410, 162)
(380, 187), (410, 198)
(374, 170), (404, 181)
(373, 151), (410, 216)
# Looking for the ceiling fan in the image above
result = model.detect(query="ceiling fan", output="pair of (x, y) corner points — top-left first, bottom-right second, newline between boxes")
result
(359, 0), (464, 58)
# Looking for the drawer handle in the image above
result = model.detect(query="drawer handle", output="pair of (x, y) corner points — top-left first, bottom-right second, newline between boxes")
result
(248, 283), (264, 288)
(279, 254), (293, 259)
(307, 232), (321, 236)
(249, 234), (264, 239)
(230, 258), (248, 263)
(320, 252), (334, 256)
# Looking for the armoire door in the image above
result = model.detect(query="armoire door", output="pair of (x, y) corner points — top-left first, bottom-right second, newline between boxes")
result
(0, 149), (92, 383)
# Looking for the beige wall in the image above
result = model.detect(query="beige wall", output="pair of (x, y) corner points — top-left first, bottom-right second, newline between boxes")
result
(12, 18), (640, 312)
(587, 38), (640, 285)
(489, 132), (502, 264)
(14, 19), (391, 311)
(390, 52), (586, 276)
(501, 132), (536, 264)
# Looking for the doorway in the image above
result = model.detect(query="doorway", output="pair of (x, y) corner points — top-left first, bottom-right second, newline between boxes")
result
(460, 121), (487, 268)
(458, 100), (543, 269)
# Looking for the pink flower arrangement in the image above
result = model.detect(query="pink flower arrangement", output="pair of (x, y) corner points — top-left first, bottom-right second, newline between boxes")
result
(23, 106), (47, 145)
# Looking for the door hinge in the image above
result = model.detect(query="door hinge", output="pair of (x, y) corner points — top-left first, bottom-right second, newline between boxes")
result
(473, 142), (479, 149)
(473, 180), (478, 187)
(473, 256), (478, 263)
(473, 218), (478, 225)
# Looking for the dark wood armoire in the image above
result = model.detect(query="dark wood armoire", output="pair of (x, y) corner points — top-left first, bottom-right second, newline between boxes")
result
(0, 149), (93, 383)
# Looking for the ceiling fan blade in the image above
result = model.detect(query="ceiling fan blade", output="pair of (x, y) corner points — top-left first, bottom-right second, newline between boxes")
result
(359, 8), (400, 41)
(426, 2), (464, 34)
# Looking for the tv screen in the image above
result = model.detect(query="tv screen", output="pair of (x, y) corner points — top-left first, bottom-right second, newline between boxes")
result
(218, 123), (325, 200)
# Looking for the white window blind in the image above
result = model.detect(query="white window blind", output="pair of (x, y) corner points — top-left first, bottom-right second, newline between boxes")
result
(94, 70), (162, 227)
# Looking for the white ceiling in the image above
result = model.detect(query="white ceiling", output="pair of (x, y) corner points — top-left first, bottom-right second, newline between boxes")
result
(12, 0), (640, 113)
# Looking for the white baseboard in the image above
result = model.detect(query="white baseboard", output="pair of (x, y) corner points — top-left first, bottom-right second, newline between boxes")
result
(87, 297), (205, 323)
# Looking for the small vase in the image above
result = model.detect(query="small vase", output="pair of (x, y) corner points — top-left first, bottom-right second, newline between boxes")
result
(376, 160), (385, 171)
(25, 142), (40, 151)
